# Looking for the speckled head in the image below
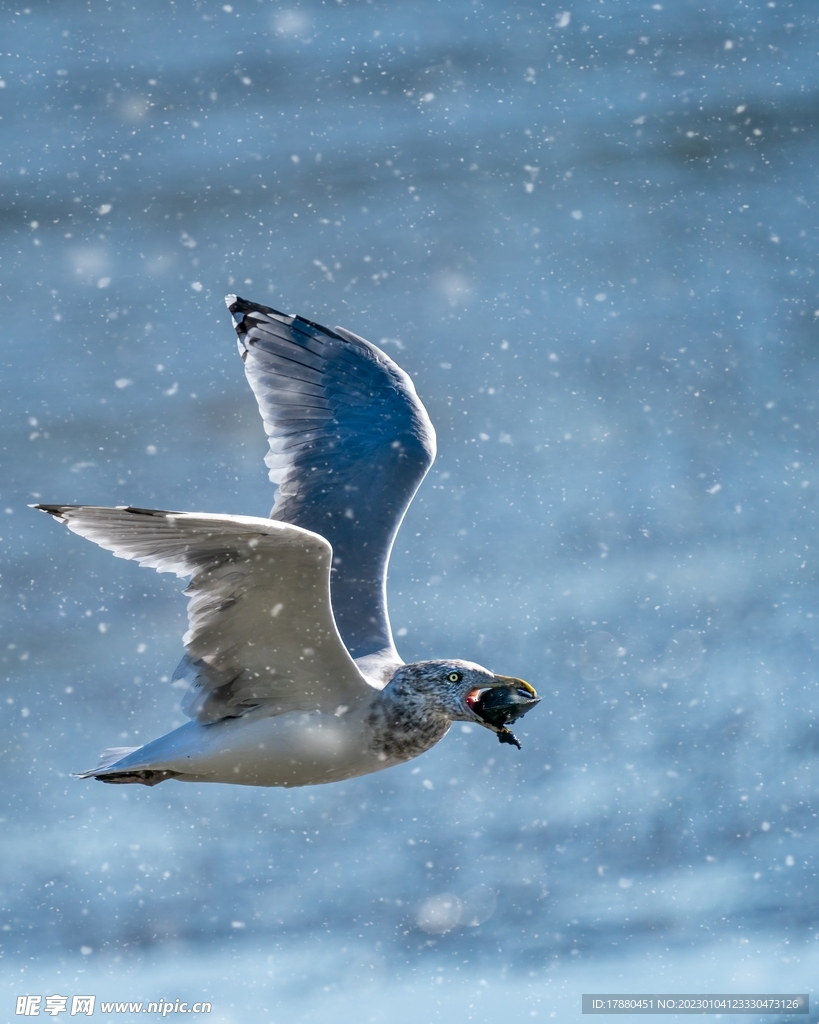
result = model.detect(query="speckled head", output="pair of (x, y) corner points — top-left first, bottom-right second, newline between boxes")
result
(386, 659), (540, 749)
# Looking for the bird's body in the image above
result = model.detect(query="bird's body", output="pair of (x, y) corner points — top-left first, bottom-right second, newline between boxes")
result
(36, 296), (539, 787)
(73, 660), (479, 788)
(82, 701), (418, 789)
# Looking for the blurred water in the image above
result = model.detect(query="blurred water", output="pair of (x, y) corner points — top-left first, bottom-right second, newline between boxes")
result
(2, 0), (819, 1020)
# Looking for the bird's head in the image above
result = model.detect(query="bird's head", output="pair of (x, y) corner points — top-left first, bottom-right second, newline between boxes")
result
(388, 660), (540, 749)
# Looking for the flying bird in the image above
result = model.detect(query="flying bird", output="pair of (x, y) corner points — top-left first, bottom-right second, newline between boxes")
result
(34, 296), (539, 787)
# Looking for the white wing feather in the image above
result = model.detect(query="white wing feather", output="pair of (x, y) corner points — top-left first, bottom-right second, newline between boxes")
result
(35, 505), (372, 723)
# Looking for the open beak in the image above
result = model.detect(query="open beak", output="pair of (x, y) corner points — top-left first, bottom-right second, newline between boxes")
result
(465, 675), (540, 749)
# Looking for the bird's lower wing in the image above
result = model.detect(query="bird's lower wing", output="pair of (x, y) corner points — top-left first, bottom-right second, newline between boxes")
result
(35, 505), (372, 723)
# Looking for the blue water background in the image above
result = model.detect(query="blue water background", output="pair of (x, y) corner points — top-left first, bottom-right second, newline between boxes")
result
(2, 1), (819, 1020)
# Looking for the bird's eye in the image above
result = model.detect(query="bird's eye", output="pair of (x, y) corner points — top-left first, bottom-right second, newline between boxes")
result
(447, 671), (462, 683)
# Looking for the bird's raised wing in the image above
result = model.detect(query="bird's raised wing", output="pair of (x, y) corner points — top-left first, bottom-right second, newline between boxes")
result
(34, 505), (372, 724)
(227, 296), (436, 662)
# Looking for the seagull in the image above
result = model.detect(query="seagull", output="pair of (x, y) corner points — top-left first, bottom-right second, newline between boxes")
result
(34, 296), (539, 787)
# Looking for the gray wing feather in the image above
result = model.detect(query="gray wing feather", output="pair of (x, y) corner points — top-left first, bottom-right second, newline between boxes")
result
(34, 505), (372, 724)
(227, 296), (436, 662)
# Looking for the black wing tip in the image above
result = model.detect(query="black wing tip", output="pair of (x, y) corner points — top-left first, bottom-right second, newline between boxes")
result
(226, 294), (348, 344)
(226, 294), (284, 317)
(120, 506), (173, 517)
(31, 503), (71, 519)
(32, 504), (173, 519)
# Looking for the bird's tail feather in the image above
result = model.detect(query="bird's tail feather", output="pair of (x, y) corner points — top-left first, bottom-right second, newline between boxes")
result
(75, 745), (178, 785)
(77, 745), (140, 776)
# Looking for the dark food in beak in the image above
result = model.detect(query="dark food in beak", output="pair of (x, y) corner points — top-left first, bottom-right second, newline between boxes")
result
(471, 683), (540, 749)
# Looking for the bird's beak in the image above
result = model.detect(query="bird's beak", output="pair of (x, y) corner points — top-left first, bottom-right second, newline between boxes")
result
(465, 676), (540, 749)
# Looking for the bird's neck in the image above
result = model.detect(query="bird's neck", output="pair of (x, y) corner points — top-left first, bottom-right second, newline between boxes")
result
(365, 684), (450, 763)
